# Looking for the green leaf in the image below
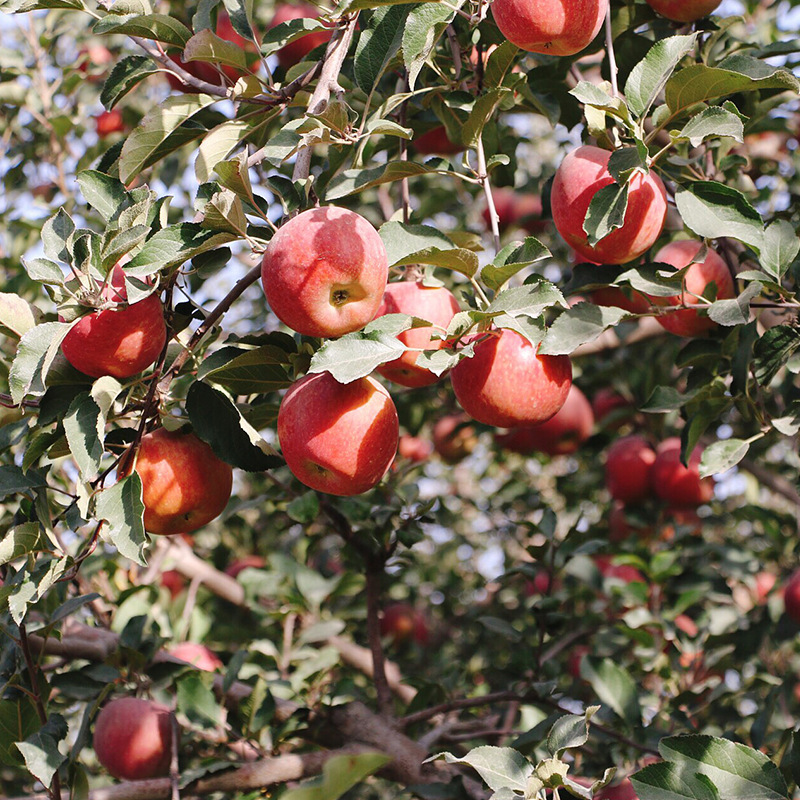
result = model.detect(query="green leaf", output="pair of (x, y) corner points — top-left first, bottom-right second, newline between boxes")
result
(198, 345), (292, 393)
(24, 258), (65, 285)
(355, 4), (408, 91)
(540, 303), (629, 356)
(287, 492), (320, 524)
(184, 27), (248, 70)
(308, 331), (407, 383)
(176, 673), (221, 728)
(631, 762), (719, 800)
(195, 119), (253, 183)
(5, 0), (83, 9)
(0, 700), (39, 768)
(260, 17), (329, 58)
(9, 322), (73, 404)
(707, 282), (761, 327)
(76, 171), (131, 222)
(282, 752), (393, 800)
(41, 208), (75, 264)
(486, 282), (566, 320)
(580, 657), (642, 726)
(547, 707), (599, 757)
(0, 293), (40, 338)
(0, 523), (43, 566)
(583, 182), (628, 246)
(16, 716), (68, 787)
(403, 1), (457, 89)
(63, 393), (104, 481)
(326, 161), (435, 200)
(378, 221), (475, 275)
(100, 55), (159, 110)
(96, 473), (147, 565)
(481, 238), (550, 293)
(760, 219), (800, 280)
(699, 439), (749, 478)
(186, 381), (280, 471)
(463, 88), (507, 148)
(0, 466), (47, 499)
(93, 13), (192, 47)
(676, 106), (745, 147)
(753, 325), (800, 384)
(428, 747), (533, 793)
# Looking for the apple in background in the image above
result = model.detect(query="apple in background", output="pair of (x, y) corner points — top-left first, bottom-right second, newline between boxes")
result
(225, 555), (266, 578)
(398, 434), (433, 463)
(595, 555), (646, 585)
(262, 207), (388, 338)
(78, 44), (113, 81)
(524, 568), (559, 596)
(674, 613), (698, 637)
(784, 570), (800, 623)
(450, 329), (572, 428)
(592, 388), (634, 429)
(161, 570), (185, 599)
(269, 3), (332, 70)
(125, 428), (233, 535)
(650, 240), (735, 337)
(646, 0), (721, 22)
(567, 644), (590, 679)
(495, 385), (593, 456)
(752, 571), (776, 605)
(491, 0), (607, 55)
(380, 603), (430, 645)
(432, 414), (477, 463)
(95, 109), (125, 138)
(62, 265), (167, 379)
(552, 146), (668, 265)
(278, 372), (399, 496)
(608, 502), (652, 543)
(483, 188), (546, 234)
(168, 642), (223, 672)
(413, 126), (463, 156)
(373, 281), (460, 388)
(93, 697), (173, 780)
(589, 286), (650, 314)
(166, 52), (220, 90)
(650, 438), (713, 508)
(605, 435), (656, 504)
(596, 779), (638, 800)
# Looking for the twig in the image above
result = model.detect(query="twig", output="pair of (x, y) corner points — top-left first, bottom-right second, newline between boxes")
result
(605, 6), (619, 98)
(475, 133), (501, 254)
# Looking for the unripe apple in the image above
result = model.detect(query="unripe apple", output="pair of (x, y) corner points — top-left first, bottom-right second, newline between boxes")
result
(451, 329), (572, 428)
(126, 428), (233, 535)
(278, 372), (399, 496)
(398, 434), (433, 463)
(225, 554), (266, 578)
(605, 435), (656, 504)
(491, 0), (608, 56)
(650, 438), (713, 508)
(168, 642), (222, 672)
(380, 603), (430, 645)
(95, 109), (125, 138)
(552, 146), (668, 264)
(413, 126), (463, 156)
(262, 207), (388, 338)
(495, 385), (593, 456)
(646, 0), (721, 22)
(432, 414), (477, 463)
(372, 281), (460, 388)
(784, 570), (800, 623)
(269, 3), (332, 69)
(61, 265), (167, 379)
(93, 697), (173, 781)
(483, 188), (546, 234)
(650, 240), (735, 337)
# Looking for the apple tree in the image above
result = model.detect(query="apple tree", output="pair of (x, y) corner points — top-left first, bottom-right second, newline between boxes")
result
(1, 0), (800, 799)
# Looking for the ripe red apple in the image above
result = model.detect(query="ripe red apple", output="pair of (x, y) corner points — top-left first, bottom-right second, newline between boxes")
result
(269, 3), (332, 70)
(589, 286), (650, 314)
(491, 0), (608, 56)
(125, 428), (233, 535)
(595, 555), (646, 585)
(398, 434), (433, 463)
(413, 126), (463, 156)
(597, 779), (638, 800)
(650, 438), (713, 508)
(278, 372), (399, 495)
(166, 53), (221, 91)
(605, 435), (656, 504)
(524, 569), (559, 596)
(646, 0), (721, 22)
(372, 281), (460, 388)
(380, 603), (430, 645)
(78, 44), (113, 81)
(95, 109), (125, 138)
(160, 570), (185, 599)
(168, 642), (222, 672)
(262, 207), (388, 338)
(674, 613), (698, 637)
(450, 329), (572, 428)
(567, 644), (590, 679)
(650, 240), (735, 337)
(552, 146), (668, 264)
(432, 414), (477, 463)
(592, 388), (633, 429)
(225, 555), (266, 578)
(61, 265), (167, 379)
(495, 384), (593, 456)
(483, 188), (546, 234)
(93, 697), (173, 781)
(753, 571), (777, 605)
(784, 570), (800, 623)
(608, 502), (652, 542)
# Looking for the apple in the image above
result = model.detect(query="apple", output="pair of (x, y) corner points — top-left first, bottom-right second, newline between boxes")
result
(225, 554), (266, 578)
(552, 146), (668, 264)
(524, 569), (559, 596)
(567, 644), (590, 679)
(450, 329), (572, 428)
(398, 434), (433, 463)
(380, 603), (430, 645)
(125, 428), (233, 535)
(93, 697), (173, 781)
(596, 779), (638, 800)
(491, 0), (608, 56)
(674, 613), (698, 637)
(160, 570), (185, 599)
(78, 44), (113, 81)
(595, 555), (646, 585)
(95, 109), (125, 138)
(646, 0), (721, 22)
(608, 502), (652, 542)
(432, 414), (477, 463)
(650, 438), (713, 507)
(592, 388), (634, 429)
(278, 371), (399, 496)
(168, 642), (222, 672)
(589, 286), (650, 314)
(61, 265), (167, 380)
(752, 571), (776, 605)
(413, 126), (463, 156)
(166, 53), (221, 91)
(262, 207), (388, 338)
(372, 281), (460, 388)
(650, 240), (735, 337)
(605, 435), (656, 504)
(483, 188), (546, 234)
(269, 3), (332, 70)
(784, 570), (800, 623)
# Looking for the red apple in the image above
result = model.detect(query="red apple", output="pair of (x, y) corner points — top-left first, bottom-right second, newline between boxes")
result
(592, 388), (633, 429)
(225, 555), (266, 578)
(650, 240), (735, 337)
(589, 286), (650, 314)
(491, 0), (608, 56)
(495, 385), (593, 456)
(398, 434), (433, 463)
(168, 642), (222, 672)
(166, 54), (221, 91)
(552, 145), (668, 264)
(61, 265), (167, 379)
(125, 428), (233, 535)
(380, 603), (430, 645)
(597, 779), (638, 800)
(784, 570), (800, 623)
(605, 435), (656, 504)
(95, 109), (125, 138)
(608, 502), (652, 542)
(413, 126), (463, 156)
(646, 0), (721, 22)
(595, 555), (646, 585)
(278, 372), (399, 496)
(261, 207), (388, 338)
(568, 644), (590, 679)
(753, 571), (777, 605)
(160, 570), (185, 599)
(650, 438), (713, 508)
(450, 329), (572, 428)
(432, 414), (477, 463)
(483, 188), (546, 234)
(674, 614), (698, 637)
(524, 569), (559, 596)
(93, 697), (173, 781)
(78, 44), (113, 81)
(373, 281), (460, 388)
(269, 3), (332, 70)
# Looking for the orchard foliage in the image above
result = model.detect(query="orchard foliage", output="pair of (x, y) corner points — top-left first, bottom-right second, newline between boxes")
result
(2, 0), (800, 799)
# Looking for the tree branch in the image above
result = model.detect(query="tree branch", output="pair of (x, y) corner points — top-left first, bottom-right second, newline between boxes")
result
(365, 569), (392, 714)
